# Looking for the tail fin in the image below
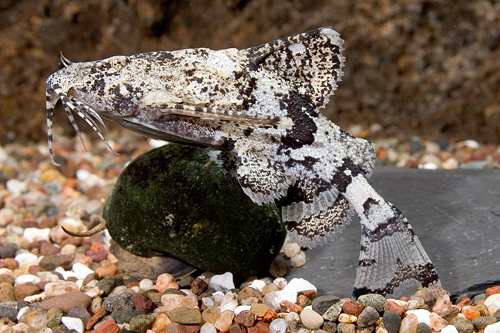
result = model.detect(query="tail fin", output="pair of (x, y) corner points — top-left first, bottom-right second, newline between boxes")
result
(353, 201), (442, 298)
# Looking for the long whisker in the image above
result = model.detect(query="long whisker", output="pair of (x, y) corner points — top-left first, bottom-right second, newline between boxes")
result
(61, 96), (118, 155)
(71, 99), (107, 130)
(46, 89), (60, 166)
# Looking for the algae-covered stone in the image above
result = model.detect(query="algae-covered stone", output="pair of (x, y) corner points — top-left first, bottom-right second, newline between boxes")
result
(103, 144), (286, 276)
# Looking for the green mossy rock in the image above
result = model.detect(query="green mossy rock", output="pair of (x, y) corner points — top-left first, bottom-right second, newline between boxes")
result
(103, 144), (286, 276)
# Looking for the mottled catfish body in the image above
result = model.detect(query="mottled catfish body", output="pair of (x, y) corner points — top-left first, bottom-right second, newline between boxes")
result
(46, 27), (442, 297)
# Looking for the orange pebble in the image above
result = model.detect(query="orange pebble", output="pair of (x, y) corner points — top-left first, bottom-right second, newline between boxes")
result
(463, 307), (481, 321)
(486, 286), (500, 297)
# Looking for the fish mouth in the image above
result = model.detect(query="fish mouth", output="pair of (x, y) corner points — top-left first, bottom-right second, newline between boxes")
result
(45, 83), (117, 166)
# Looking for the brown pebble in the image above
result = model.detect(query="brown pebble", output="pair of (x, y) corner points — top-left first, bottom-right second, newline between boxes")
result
(39, 217), (58, 229)
(343, 300), (364, 316)
(60, 236), (82, 248)
(152, 313), (172, 332)
(299, 289), (317, 300)
(178, 324), (201, 333)
(280, 300), (302, 313)
(239, 287), (262, 301)
(261, 283), (279, 295)
(83, 272), (98, 286)
(262, 308), (278, 323)
(40, 242), (60, 255)
(0, 281), (16, 302)
(127, 281), (140, 288)
(37, 281), (49, 291)
(96, 263), (118, 277)
(86, 243), (108, 262)
(384, 300), (405, 317)
(230, 323), (247, 333)
(235, 310), (256, 327)
(135, 292), (156, 312)
(1, 258), (19, 270)
(86, 307), (107, 330)
(93, 319), (119, 333)
(40, 291), (92, 312)
(296, 294), (311, 308)
(15, 282), (40, 301)
(28, 265), (46, 275)
(0, 274), (15, 285)
(248, 322), (270, 333)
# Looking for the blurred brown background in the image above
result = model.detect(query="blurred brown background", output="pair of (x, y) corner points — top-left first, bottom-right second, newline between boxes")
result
(1, 0), (499, 145)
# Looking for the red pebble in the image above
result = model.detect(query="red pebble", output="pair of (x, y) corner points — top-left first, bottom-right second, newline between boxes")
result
(279, 300), (302, 313)
(262, 309), (278, 323)
(230, 323), (247, 333)
(486, 286), (500, 297)
(86, 242), (108, 262)
(92, 319), (119, 333)
(178, 324), (201, 333)
(235, 310), (256, 327)
(248, 322), (270, 333)
(343, 300), (364, 316)
(135, 292), (156, 312)
(384, 300), (405, 318)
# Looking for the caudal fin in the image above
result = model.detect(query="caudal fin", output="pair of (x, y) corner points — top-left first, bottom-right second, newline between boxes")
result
(353, 202), (442, 298)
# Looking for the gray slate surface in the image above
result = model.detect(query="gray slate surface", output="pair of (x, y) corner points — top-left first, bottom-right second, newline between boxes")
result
(284, 167), (500, 298)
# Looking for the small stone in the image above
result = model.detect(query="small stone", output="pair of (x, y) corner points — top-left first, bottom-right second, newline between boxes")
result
(248, 322), (271, 333)
(280, 300), (302, 313)
(111, 309), (146, 323)
(60, 244), (77, 255)
(40, 292), (92, 312)
(235, 310), (256, 327)
(191, 276), (209, 295)
(283, 243), (300, 257)
(45, 281), (79, 296)
(0, 273), (15, 285)
(215, 309), (234, 332)
(93, 319), (120, 333)
(462, 307), (481, 321)
(14, 253), (38, 267)
(400, 313), (418, 333)
(25, 310), (48, 329)
(67, 306), (91, 325)
(312, 295), (340, 315)
(417, 323), (432, 333)
(269, 318), (288, 333)
(338, 323), (356, 333)
(487, 286), (500, 297)
(358, 306), (380, 327)
(157, 273), (178, 293)
(102, 292), (135, 311)
(472, 316), (497, 330)
(407, 309), (431, 326)
(135, 292), (156, 312)
(210, 272), (235, 290)
(338, 313), (357, 323)
(290, 251), (306, 267)
(0, 281), (15, 302)
(269, 260), (287, 278)
(61, 316), (84, 333)
(201, 322), (217, 333)
(485, 322), (500, 333)
(96, 276), (118, 296)
(161, 294), (198, 312)
(15, 274), (41, 285)
(0, 244), (17, 258)
(323, 321), (337, 333)
(202, 306), (221, 323)
(86, 243), (108, 262)
(152, 313), (172, 332)
(383, 310), (402, 333)
(95, 263), (118, 277)
(229, 323), (246, 333)
(384, 300), (405, 317)
(300, 308), (323, 329)
(429, 312), (449, 331)
(343, 300), (364, 316)
(450, 317), (474, 333)
(441, 325), (459, 333)
(0, 303), (18, 322)
(46, 307), (64, 328)
(486, 294), (500, 316)
(179, 324), (202, 333)
(168, 307), (202, 324)
(322, 299), (345, 321)
(14, 283), (39, 301)
(358, 294), (386, 313)
(72, 262), (95, 279)
(239, 286), (263, 301)
(262, 308), (278, 323)
(129, 313), (155, 333)
(250, 303), (269, 317)
(262, 282), (280, 296)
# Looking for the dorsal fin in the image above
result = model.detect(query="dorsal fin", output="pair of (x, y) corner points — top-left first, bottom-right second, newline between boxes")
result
(240, 27), (345, 110)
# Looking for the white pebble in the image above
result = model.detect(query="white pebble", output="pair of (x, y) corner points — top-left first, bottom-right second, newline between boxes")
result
(72, 263), (95, 279)
(131, 286), (140, 293)
(23, 228), (51, 242)
(7, 225), (24, 236)
(60, 244), (77, 255)
(15, 274), (41, 285)
(14, 253), (38, 266)
(249, 279), (266, 291)
(61, 316), (84, 333)
(263, 289), (297, 310)
(485, 294), (500, 316)
(290, 251), (306, 267)
(234, 305), (251, 315)
(441, 325), (459, 333)
(24, 294), (45, 303)
(6, 179), (27, 196)
(270, 318), (288, 333)
(283, 242), (301, 257)
(407, 309), (431, 325)
(36, 271), (60, 282)
(284, 278), (317, 293)
(300, 309), (324, 329)
(273, 277), (287, 289)
(210, 272), (235, 290)
(200, 322), (217, 333)
(220, 291), (238, 312)
(17, 306), (30, 320)
(75, 169), (92, 182)
(0, 268), (11, 275)
(139, 278), (153, 290)
(485, 321), (500, 333)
